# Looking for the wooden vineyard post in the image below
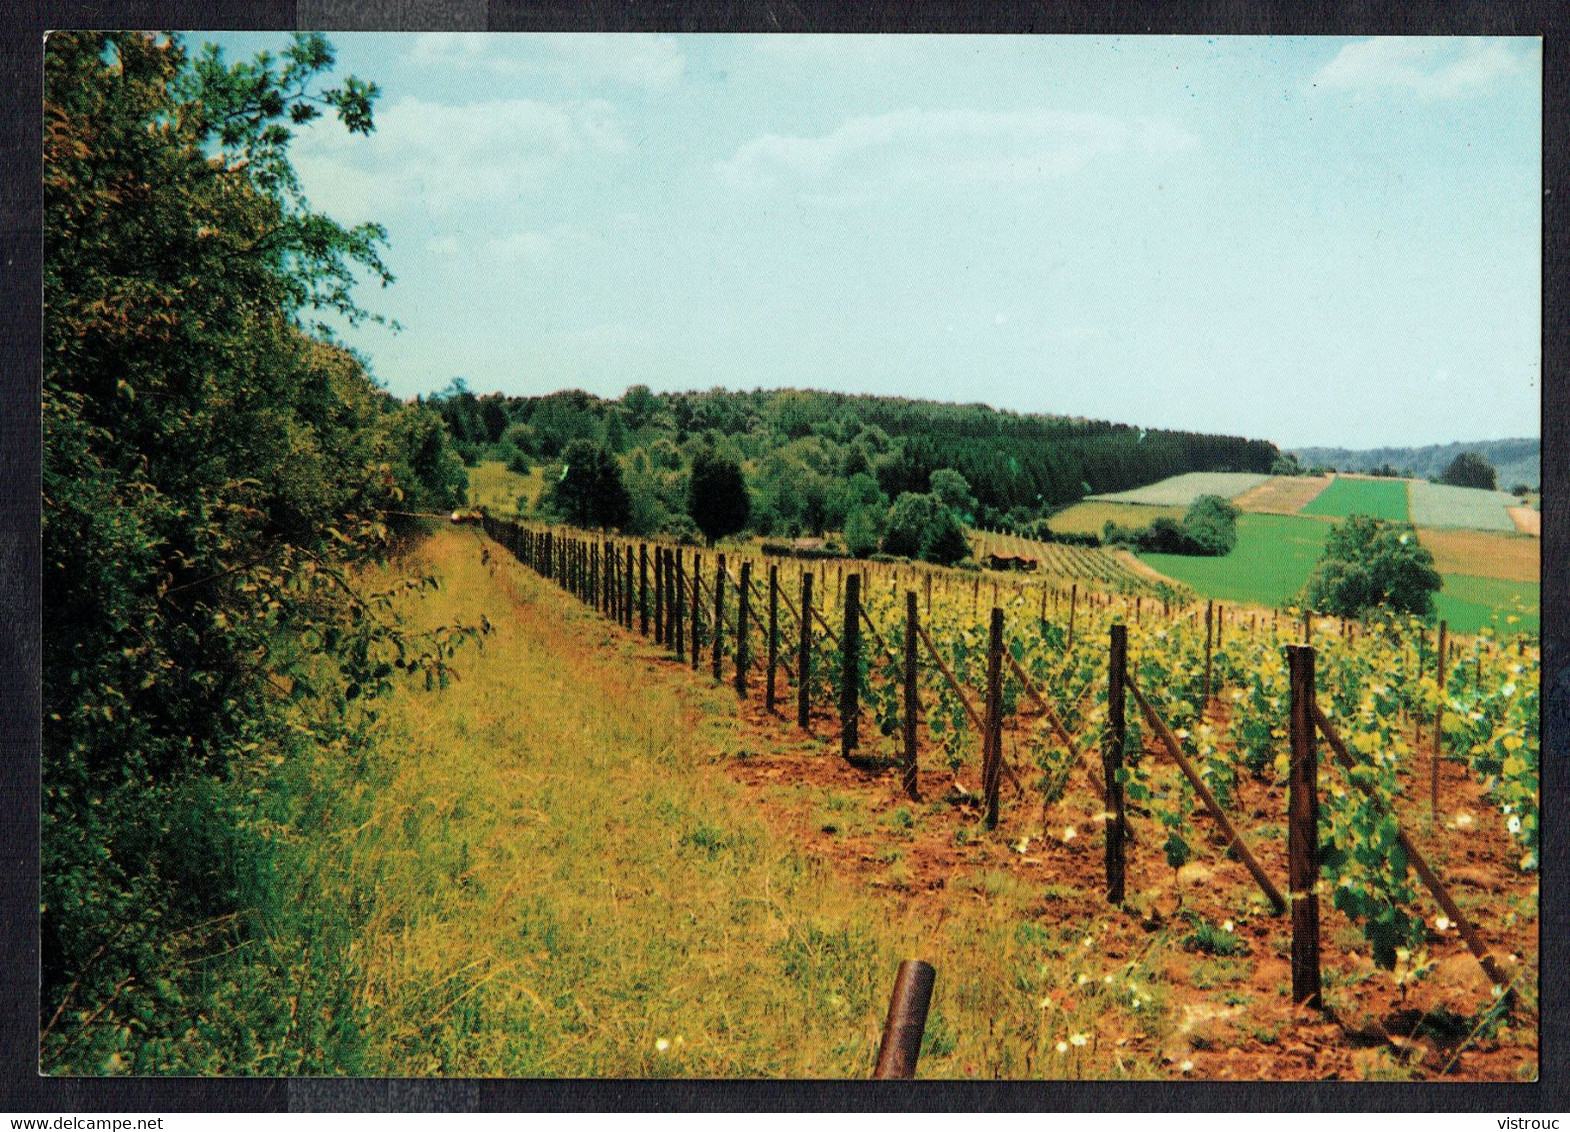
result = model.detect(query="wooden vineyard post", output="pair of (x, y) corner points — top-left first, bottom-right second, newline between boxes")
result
(1067, 583), (1077, 650)
(590, 541), (599, 609)
(618, 546), (631, 628)
(1103, 624), (1128, 904)
(1287, 644), (1322, 1010)
(1216, 603), (1224, 649)
(653, 549), (665, 643)
(872, 959), (937, 1080)
(735, 561), (751, 698)
(1039, 585), (1047, 624)
(690, 553), (702, 672)
(672, 551), (685, 663)
(902, 591), (921, 802)
(924, 572), (932, 618)
(971, 577), (979, 619)
(765, 565), (780, 712)
(1202, 600), (1214, 716)
(712, 553), (727, 682)
(798, 572), (814, 731)
(1302, 608), (1311, 644)
(982, 607), (1005, 830)
(640, 544), (649, 636)
(607, 542), (617, 620)
(841, 573), (861, 760)
(1432, 619), (1448, 824)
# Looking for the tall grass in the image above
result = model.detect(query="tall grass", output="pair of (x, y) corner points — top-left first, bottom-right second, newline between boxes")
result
(298, 529), (1172, 1077)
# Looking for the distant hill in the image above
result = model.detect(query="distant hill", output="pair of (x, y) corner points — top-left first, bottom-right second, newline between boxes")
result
(1288, 438), (1539, 490)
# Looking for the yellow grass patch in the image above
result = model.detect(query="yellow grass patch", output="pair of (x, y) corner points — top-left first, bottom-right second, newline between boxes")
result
(340, 529), (1173, 1078)
(1417, 527), (1540, 583)
(1507, 506), (1540, 537)
(466, 460), (540, 514)
(1047, 501), (1184, 536)
(1231, 475), (1332, 515)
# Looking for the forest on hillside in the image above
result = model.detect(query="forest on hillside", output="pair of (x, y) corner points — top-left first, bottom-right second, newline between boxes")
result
(427, 382), (1279, 542)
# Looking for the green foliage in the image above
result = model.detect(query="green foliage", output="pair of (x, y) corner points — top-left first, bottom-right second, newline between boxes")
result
(1438, 451), (1498, 491)
(42, 31), (476, 1073)
(882, 492), (943, 559)
(1301, 516), (1442, 619)
(1102, 495), (1236, 557)
(922, 508), (971, 566)
(688, 448), (751, 543)
(542, 438), (631, 530)
(843, 506), (881, 558)
(1180, 494), (1240, 555)
(928, 467), (977, 520)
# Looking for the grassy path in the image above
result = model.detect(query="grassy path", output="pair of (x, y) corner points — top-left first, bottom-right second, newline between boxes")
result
(345, 528), (1132, 1077)
(311, 527), (1537, 1081)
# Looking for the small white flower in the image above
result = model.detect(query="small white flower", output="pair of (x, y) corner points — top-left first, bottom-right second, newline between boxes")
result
(1103, 974), (1114, 985)
(1063, 826), (1078, 843)
(1222, 920), (1234, 932)
(1502, 683), (1517, 697)
(1180, 1059), (1195, 1073)
(1508, 815), (1522, 834)
(1056, 1041), (1069, 1054)
(1038, 996), (1053, 1010)
(1434, 915), (1451, 931)
(654, 1038), (670, 1053)
(1070, 1032), (1089, 1047)
(1076, 973), (1089, 986)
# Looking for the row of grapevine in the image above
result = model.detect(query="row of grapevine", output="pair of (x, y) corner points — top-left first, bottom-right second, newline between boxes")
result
(477, 517), (1537, 1004)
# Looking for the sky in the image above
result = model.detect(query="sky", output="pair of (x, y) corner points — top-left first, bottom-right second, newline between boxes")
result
(205, 32), (1541, 450)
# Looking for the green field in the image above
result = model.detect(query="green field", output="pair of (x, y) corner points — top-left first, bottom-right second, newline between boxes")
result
(1138, 512), (1537, 633)
(1298, 476), (1409, 522)
(1137, 513), (1330, 608)
(1433, 574), (1540, 635)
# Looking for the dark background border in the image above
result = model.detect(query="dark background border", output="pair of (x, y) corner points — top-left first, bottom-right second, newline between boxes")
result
(2, 0), (1563, 1113)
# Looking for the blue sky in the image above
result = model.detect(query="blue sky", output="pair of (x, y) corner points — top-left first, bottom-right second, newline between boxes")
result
(207, 32), (1541, 449)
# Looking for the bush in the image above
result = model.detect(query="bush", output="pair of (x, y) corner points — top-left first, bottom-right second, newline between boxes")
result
(1301, 515), (1442, 618)
(922, 508), (971, 566)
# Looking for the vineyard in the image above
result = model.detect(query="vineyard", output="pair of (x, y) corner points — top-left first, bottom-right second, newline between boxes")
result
(969, 529), (1170, 594)
(474, 517), (1539, 1079)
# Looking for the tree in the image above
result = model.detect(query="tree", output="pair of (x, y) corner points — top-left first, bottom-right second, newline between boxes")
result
(882, 492), (944, 558)
(545, 438), (631, 529)
(1438, 452), (1497, 491)
(1301, 516), (1442, 618)
(929, 467), (977, 520)
(1271, 452), (1304, 476)
(922, 508), (971, 566)
(688, 448), (751, 543)
(1181, 494), (1239, 556)
(43, 31), (478, 1072)
(843, 506), (881, 558)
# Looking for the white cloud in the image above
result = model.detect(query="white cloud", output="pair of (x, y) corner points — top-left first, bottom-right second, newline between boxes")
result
(293, 95), (628, 220)
(716, 108), (1197, 193)
(408, 32), (685, 90)
(1314, 37), (1537, 100)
